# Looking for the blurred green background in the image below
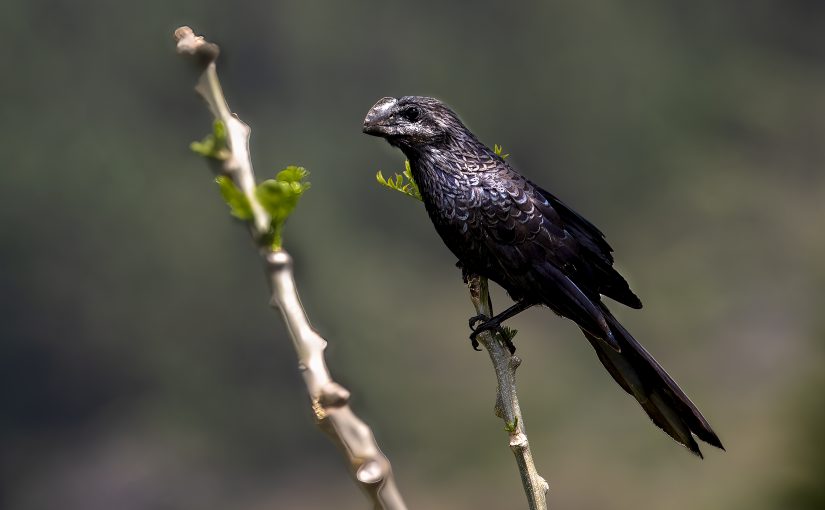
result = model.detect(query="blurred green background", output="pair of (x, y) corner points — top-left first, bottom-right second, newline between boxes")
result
(3, 1), (824, 509)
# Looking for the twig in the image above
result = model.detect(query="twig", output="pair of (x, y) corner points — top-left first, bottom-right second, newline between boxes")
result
(174, 26), (407, 510)
(467, 274), (549, 510)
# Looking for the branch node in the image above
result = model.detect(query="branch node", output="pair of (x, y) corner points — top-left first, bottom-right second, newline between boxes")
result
(319, 382), (351, 408)
(509, 431), (528, 448)
(266, 249), (293, 270)
(356, 460), (385, 485)
(223, 156), (243, 176)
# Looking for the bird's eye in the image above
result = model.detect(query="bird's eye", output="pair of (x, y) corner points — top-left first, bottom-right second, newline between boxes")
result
(400, 106), (421, 122)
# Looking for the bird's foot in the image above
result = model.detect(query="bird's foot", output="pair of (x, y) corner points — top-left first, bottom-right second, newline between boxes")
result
(467, 314), (487, 351)
(468, 314), (516, 354)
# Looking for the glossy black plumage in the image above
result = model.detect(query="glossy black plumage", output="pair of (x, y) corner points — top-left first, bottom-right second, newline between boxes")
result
(363, 96), (723, 457)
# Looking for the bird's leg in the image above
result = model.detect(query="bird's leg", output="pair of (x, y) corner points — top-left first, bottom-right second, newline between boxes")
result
(469, 300), (535, 353)
(457, 260), (470, 284)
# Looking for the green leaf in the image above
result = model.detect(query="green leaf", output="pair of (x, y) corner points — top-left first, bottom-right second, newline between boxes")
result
(375, 160), (422, 201)
(214, 165), (310, 250)
(215, 175), (252, 220)
(255, 166), (311, 250)
(493, 143), (510, 160)
(191, 120), (230, 160)
(375, 146), (510, 203)
(275, 165), (310, 183)
(376, 170), (389, 185)
(504, 416), (519, 433)
(501, 326), (518, 343)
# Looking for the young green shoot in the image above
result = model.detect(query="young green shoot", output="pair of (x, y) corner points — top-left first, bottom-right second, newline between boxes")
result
(376, 161), (422, 202)
(191, 120), (231, 160)
(375, 144), (507, 202)
(191, 122), (310, 250)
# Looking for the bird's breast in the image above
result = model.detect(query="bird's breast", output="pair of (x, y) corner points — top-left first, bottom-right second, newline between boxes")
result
(412, 163), (497, 265)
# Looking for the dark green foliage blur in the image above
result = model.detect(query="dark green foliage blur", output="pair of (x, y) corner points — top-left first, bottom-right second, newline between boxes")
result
(2, 1), (824, 509)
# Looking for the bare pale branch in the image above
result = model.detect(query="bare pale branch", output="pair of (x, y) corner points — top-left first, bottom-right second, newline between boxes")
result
(174, 26), (407, 510)
(467, 274), (550, 510)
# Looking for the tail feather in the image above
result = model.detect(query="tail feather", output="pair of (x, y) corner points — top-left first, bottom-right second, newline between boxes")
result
(583, 308), (723, 457)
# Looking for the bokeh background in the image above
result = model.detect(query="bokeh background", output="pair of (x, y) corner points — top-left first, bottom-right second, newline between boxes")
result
(3, 1), (824, 509)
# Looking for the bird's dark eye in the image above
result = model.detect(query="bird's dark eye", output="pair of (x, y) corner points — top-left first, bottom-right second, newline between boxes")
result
(400, 106), (421, 122)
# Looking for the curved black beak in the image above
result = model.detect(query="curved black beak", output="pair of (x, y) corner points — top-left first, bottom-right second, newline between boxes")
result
(362, 97), (398, 136)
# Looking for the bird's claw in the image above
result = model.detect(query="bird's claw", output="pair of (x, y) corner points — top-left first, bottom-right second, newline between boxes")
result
(467, 314), (488, 351)
(468, 314), (516, 354)
(468, 314), (489, 329)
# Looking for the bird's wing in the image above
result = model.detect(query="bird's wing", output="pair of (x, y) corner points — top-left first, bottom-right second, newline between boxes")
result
(466, 171), (618, 348)
(527, 182), (642, 309)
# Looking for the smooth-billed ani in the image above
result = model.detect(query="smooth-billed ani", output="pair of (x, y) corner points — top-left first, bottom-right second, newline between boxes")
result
(363, 96), (723, 457)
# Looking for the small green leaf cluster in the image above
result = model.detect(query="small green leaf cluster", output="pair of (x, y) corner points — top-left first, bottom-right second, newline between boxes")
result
(376, 161), (422, 202)
(215, 175), (252, 219)
(504, 416), (519, 433)
(191, 120), (230, 160)
(500, 325), (518, 343)
(374, 144), (509, 202)
(215, 166), (311, 250)
(493, 144), (510, 159)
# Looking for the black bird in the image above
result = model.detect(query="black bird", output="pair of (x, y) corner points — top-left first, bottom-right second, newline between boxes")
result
(363, 96), (724, 457)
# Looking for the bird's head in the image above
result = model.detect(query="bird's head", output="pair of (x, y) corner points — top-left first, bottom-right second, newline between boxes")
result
(362, 96), (465, 150)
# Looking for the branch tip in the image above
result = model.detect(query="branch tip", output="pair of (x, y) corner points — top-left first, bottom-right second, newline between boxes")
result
(174, 26), (220, 65)
(173, 25), (195, 42)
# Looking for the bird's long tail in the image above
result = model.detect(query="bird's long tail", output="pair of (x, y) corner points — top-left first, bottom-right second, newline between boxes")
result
(582, 307), (724, 457)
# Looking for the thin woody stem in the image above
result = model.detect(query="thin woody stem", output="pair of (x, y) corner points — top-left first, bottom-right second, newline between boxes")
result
(174, 26), (407, 510)
(468, 274), (549, 510)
